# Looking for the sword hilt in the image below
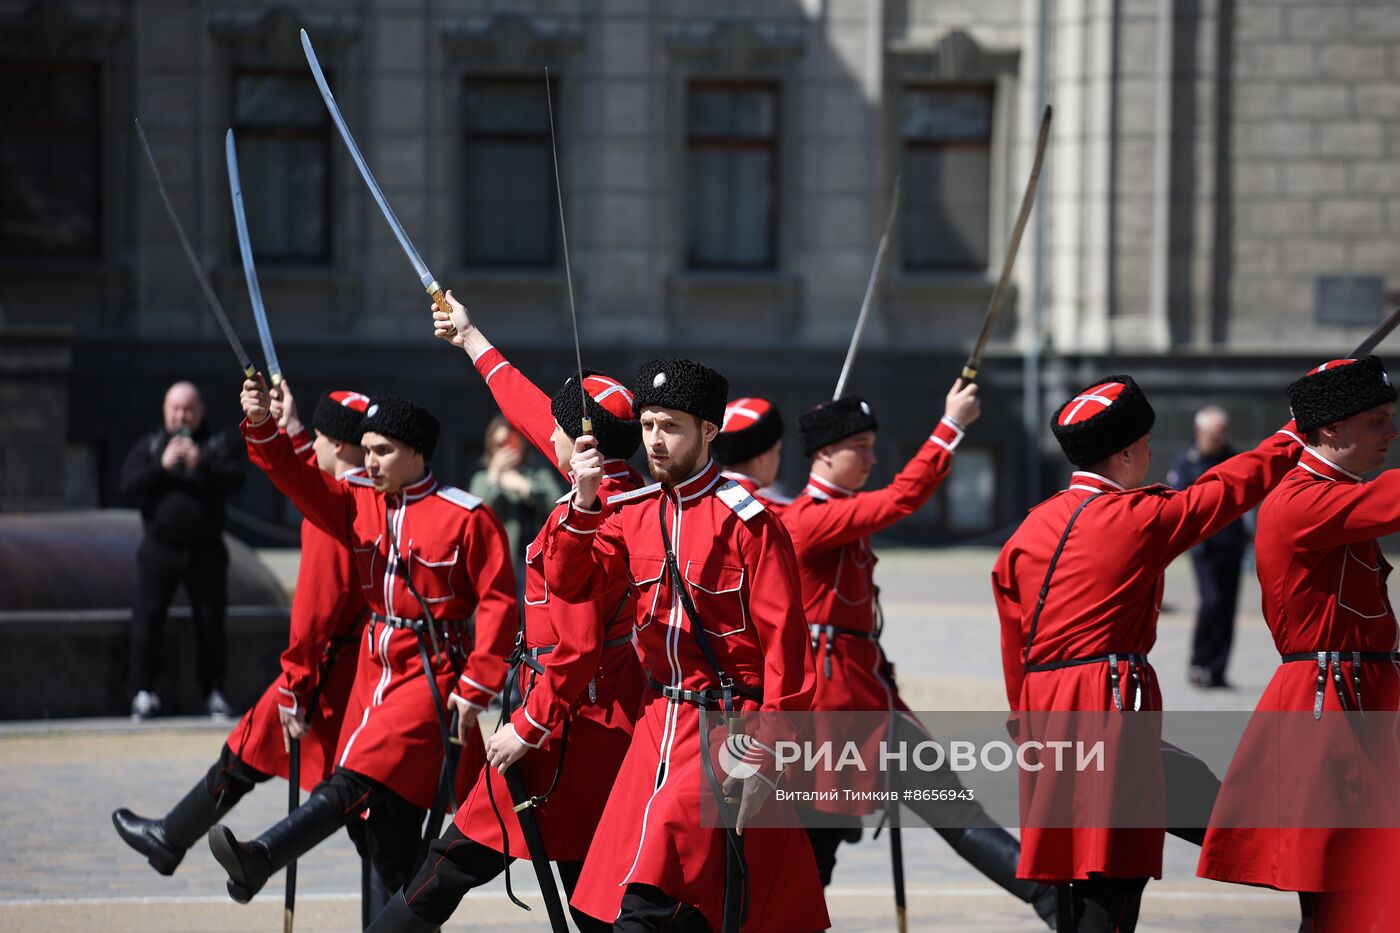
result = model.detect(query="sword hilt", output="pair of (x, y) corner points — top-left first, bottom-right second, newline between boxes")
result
(428, 283), (457, 337)
(961, 365), (979, 381)
(581, 416), (592, 435)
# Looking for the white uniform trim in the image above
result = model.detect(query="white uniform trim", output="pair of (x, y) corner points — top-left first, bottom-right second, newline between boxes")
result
(484, 360), (510, 384)
(715, 480), (765, 522)
(436, 486), (483, 510)
(606, 482), (662, 505)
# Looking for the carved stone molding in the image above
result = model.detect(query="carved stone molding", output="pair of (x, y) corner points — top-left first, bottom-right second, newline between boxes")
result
(887, 28), (1019, 83)
(210, 6), (358, 63)
(0, 0), (125, 55)
(666, 19), (805, 71)
(441, 13), (583, 69)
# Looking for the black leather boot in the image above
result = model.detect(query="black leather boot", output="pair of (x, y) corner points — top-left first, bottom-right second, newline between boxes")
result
(208, 787), (344, 903)
(936, 826), (1058, 929)
(112, 780), (231, 875)
(364, 890), (442, 933)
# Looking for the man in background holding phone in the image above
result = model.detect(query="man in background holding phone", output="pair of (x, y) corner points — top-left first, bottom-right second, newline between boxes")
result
(120, 381), (245, 721)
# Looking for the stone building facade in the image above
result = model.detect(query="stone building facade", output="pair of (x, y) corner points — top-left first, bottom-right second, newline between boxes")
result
(2, 0), (1399, 540)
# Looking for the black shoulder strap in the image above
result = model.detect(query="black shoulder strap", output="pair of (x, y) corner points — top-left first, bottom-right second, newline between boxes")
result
(657, 495), (757, 703)
(1022, 491), (1106, 669)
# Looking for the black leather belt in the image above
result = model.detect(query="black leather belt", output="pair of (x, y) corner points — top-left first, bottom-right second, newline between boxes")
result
(645, 672), (762, 709)
(370, 612), (469, 633)
(518, 632), (633, 675)
(809, 622), (877, 679)
(1280, 650), (1400, 718)
(1024, 651), (1152, 711)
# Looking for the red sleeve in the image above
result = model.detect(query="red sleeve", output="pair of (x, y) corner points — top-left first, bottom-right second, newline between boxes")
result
(786, 418), (963, 552)
(1286, 469), (1400, 548)
(451, 507), (520, 709)
(288, 427), (317, 464)
(738, 515), (817, 786)
(278, 520), (363, 711)
(1148, 423), (1302, 558)
(991, 546), (1026, 711)
(512, 579), (631, 746)
(243, 416), (357, 545)
(542, 497), (628, 602)
(473, 347), (564, 478)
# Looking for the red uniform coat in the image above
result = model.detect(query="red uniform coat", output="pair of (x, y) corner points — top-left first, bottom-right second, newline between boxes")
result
(1198, 448), (1400, 893)
(546, 459), (830, 932)
(243, 415), (517, 809)
(226, 429), (366, 789)
(782, 417), (965, 813)
(453, 347), (648, 860)
(991, 427), (1301, 881)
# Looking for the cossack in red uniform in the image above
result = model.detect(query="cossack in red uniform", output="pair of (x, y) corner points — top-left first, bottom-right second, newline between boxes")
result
(784, 402), (965, 812)
(111, 390), (372, 882)
(546, 359), (829, 933)
(242, 411), (518, 809)
(1199, 358), (1400, 912)
(992, 376), (1301, 884)
(452, 347), (648, 861)
(227, 424), (366, 789)
(712, 396), (791, 510)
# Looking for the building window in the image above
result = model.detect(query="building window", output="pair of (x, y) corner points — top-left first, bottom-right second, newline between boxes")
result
(231, 70), (331, 263)
(901, 85), (992, 272)
(0, 61), (101, 259)
(686, 82), (778, 270)
(460, 76), (556, 268)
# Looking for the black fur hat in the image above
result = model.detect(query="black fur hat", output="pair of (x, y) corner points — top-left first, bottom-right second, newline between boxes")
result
(361, 395), (440, 460)
(1051, 376), (1156, 468)
(312, 390), (371, 446)
(1287, 356), (1396, 432)
(713, 397), (785, 465)
(799, 397), (880, 457)
(633, 358), (728, 426)
(551, 370), (643, 460)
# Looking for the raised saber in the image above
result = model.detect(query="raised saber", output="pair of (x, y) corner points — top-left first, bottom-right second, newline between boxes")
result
(544, 67), (591, 435)
(300, 30), (455, 329)
(134, 119), (255, 378)
(1350, 305), (1400, 357)
(834, 176), (902, 400)
(225, 129), (283, 387)
(961, 104), (1053, 382)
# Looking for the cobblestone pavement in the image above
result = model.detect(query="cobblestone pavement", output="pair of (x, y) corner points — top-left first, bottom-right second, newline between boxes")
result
(0, 548), (1309, 931)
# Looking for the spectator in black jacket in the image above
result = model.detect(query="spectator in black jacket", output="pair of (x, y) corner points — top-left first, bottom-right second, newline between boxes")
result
(120, 382), (245, 720)
(1166, 404), (1248, 689)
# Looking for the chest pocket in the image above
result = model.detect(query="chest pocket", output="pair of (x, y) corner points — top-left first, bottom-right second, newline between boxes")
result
(407, 543), (458, 605)
(353, 535), (381, 591)
(832, 541), (875, 606)
(524, 540), (549, 606)
(630, 555), (667, 632)
(1338, 544), (1393, 620)
(684, 559), (747, 638)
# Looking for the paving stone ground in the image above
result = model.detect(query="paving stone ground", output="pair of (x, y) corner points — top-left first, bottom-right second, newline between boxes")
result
(0, 547), (1314, 931)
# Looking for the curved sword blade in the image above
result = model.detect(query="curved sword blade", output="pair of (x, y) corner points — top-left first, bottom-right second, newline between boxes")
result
(225, 130), (282, 386)
(1350, 305), (1400, 358)
(301, 29), (436, 293)
(135, 119), (255, 377)
(962, 104), (1053, 382)
(834, 176), (902, 401)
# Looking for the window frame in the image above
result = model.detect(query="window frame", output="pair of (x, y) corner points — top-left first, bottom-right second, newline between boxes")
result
(899, 81), (995, 274)
(684, 78), (781, 272)
(458, 72), (559, 271)
(0, 58), (103, 260)
(227, 66), (334, 265)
